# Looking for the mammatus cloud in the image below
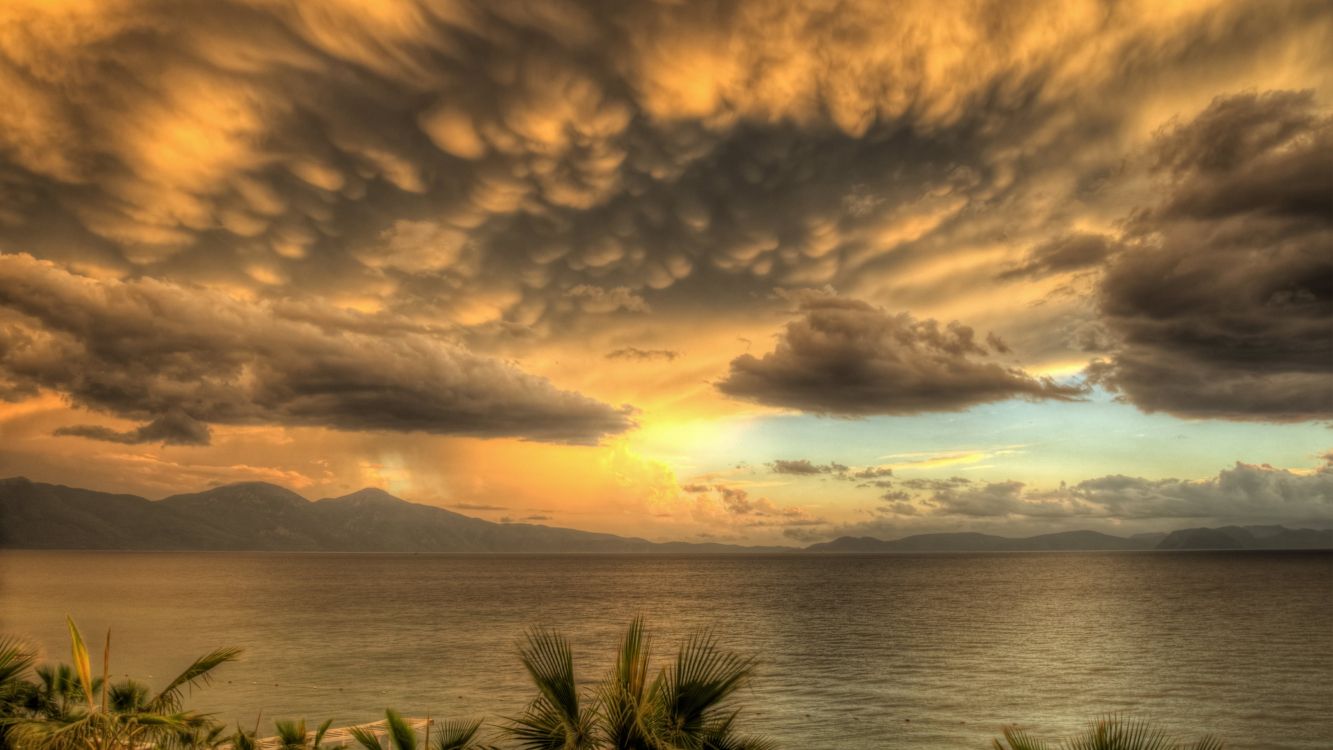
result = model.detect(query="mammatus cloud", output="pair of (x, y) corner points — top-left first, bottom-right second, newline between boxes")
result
(0, 0), (1324, 331)
(0, 254), (634, 444)
(718, 297), (1085, 414)
(1089, 91), (1333, 422)
(997, 233), (1115, 280)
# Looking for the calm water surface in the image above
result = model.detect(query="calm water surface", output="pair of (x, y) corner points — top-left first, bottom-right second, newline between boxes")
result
(1, 551), (1329, 749)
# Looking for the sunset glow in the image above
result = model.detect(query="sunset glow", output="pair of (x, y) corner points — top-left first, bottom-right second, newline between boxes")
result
(0, 0), (1329, 545)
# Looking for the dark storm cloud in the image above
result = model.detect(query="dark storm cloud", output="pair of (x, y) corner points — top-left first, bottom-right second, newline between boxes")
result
(717, 297), (1085, 415)
(605, 347), (680, 361)
(54, 410), (212, 446)
(0, 0), (1328, 454)
(997, 233), (1115, 280)
(1089, 91), (1333, 422)
(0, 254), (634, 444)
(0, 0), (1319, 326)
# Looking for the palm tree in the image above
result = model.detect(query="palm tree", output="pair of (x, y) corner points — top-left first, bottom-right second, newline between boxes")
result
(507, 631), (599, 750)
(994, 715), (1223, 750)
(349, 709), (494, 750)
(505, 618), (773, 750)
(7, 616), (241, 750)
(1, 635), (39, 749)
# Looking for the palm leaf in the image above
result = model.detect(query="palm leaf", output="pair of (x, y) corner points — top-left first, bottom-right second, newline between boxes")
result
(504, 628), (596, 750)
(1066, 715), (1175, 750)
(597, 618), (653, 749)
(384, 709), (418, 750)
(993, 725), (1052, 750)
(64, 617), (95, 708)
(651, 629), (754, 741)
(349, 725), (383, 750)
(276, 718), (309, 749)
(232, 725), (259, 750)
(519, 630), (582, 728)
(0, 635), (36, 687)
(148, 646), (242, 712)
(314, 718), (335, 749)
(432, 718), (485, 750)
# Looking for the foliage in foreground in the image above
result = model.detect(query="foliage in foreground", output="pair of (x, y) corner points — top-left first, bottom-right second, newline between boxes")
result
(0, 618), (239, 750)
(993, 715), (1224, 750)
(505, 617), (773, 750)
(2, 618), (1231, 750)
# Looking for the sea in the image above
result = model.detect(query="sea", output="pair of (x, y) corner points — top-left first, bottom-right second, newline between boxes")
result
(1, 551), (1329, 749)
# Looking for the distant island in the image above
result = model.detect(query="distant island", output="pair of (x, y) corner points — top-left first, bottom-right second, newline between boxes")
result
(1, 476), (1329, 553)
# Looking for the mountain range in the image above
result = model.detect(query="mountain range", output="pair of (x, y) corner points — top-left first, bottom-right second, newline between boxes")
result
(0, 477), (783, 553)
(1, 477), (1329, 553)
(806, 526), (1332, 552)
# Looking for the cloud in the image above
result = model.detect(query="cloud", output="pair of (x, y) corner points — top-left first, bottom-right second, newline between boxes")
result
(1089, 91), (1333, 422)
(0, 0), (1318, 336)
(692, 483), (824, 530)
(566, 285), (650, 314)
(811, 459), (1333, 542)
(605, 347), (680, 361)
(766, 458), (892, 481)
(1063, 462), (1333, 525)
(0, 254), (634, 444)
(849, 466), (894, 480)
(767, 459), (846, 476)
(54, 410), (211, 446)
(452, 503), (508, 512)
(717, 296), (1085, 414)
(997, 233), (1115, 280)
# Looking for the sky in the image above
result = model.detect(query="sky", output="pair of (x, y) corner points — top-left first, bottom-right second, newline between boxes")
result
(0, 0), (1329, 545)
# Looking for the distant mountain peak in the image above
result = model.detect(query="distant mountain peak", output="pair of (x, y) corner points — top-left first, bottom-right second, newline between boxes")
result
(162, 481), (310, 507)
(321, 487), (405, 505)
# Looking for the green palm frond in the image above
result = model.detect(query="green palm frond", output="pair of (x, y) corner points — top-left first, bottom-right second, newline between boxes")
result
(232, 725), (259, 750)
(650, 629), (754, 741)
(349, 724), (383, 750)
(597, 618), (654, 750)
(519, 630), (583, 729)
(148, 647), (242, 713)
(703, 732), (780, 750)
(505, 628), (597, 750)
(384, 709), (418, 750)
(993, 724), (1052, 750)
(506, 695), (597, 750)
(1066, 715), (1177, 750)
(431, 717), (486, 750)
(0, 635), (36, 688)
(276, 718), (310, 749)
(314, 718), (335, 749)
(994, 715), (1223, 750)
